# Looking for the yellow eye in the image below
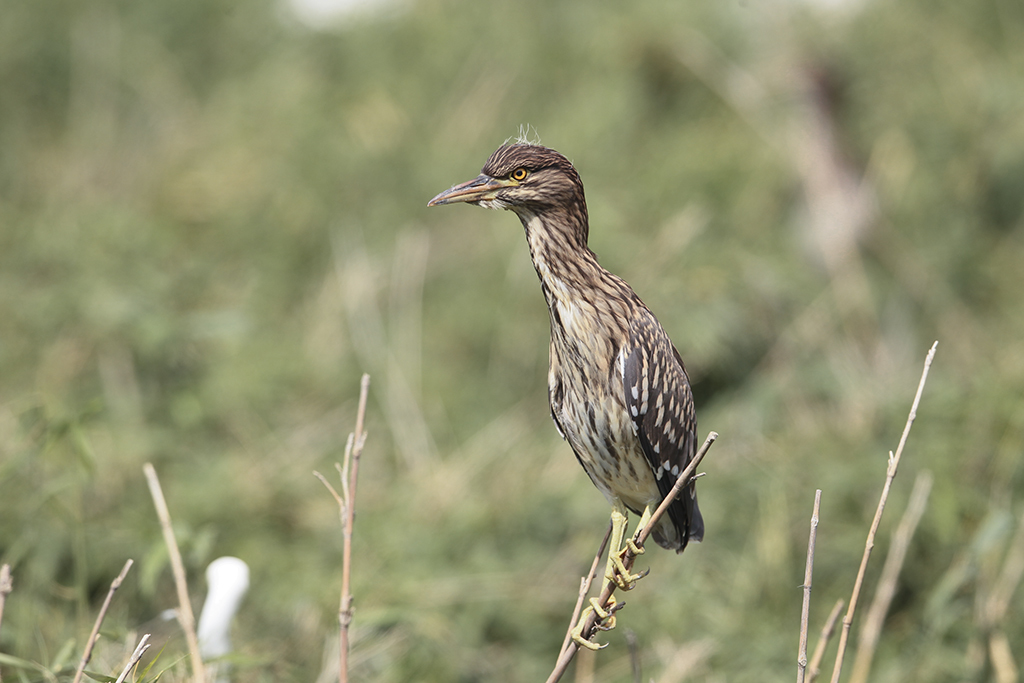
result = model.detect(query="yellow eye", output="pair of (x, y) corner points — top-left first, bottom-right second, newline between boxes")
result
(510, 168), (529, 181)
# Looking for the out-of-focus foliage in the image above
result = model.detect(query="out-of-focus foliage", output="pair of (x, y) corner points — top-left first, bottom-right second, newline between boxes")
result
(1, 0), (1023, 680)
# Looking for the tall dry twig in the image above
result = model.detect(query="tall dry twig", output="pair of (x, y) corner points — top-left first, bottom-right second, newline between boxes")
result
(72, 559), (134, 683)
(848, 471), (932, 683)
(144, 463), (205, 683)
(797, 490), (822, 683)
(113, 634), (151, 683)
(807, 598), (844, 683)
(545, 431), (718, 683)
(829, 341), (938, 683)
(0, 563), (11, 683)
(315, 373), (371, 683)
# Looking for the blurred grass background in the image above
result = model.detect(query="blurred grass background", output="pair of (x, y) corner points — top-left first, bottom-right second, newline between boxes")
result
(1, 0), (1023, 680)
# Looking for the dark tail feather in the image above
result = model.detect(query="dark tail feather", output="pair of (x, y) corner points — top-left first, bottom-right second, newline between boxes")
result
(688, 498), (704, 543)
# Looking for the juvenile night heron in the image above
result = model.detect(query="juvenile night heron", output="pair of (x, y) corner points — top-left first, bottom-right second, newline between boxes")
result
(428, 143), (703, 645)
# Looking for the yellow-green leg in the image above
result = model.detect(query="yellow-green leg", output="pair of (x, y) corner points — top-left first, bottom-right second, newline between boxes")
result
(572, 501), (655, 650)
(605, 500), (648, 591)
(630, 505), (653, 553)
(573, 501), (651, 651)
(571, 597), (617, 650)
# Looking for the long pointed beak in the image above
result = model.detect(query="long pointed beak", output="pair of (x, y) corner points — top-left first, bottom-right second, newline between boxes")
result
(427, 174), (506, 207)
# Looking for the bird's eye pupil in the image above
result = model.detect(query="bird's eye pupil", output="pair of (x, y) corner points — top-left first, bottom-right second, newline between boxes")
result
(512, 168), (528, 181)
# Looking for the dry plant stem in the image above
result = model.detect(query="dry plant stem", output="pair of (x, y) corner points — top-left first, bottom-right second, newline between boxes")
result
(559, 522), (613, 658)
(829, 341), (937, 683)
(807, 599), (845, 683)
(113, 634), (151, 683)
(143, 463), (205, 683)
(0, 564), (11, 683)
(849, 471), (933, 683)
(72, 559), (134, 683)
(340, 373), (370, 683)
(315, 373), (371, 683)
(545, 431), (719, 683)
(797, 490), (823, 683)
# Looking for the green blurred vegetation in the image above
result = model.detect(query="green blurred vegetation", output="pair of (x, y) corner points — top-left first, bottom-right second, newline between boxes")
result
(1, 0), (1023, 680)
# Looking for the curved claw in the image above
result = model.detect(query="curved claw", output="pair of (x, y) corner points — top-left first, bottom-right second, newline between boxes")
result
(571, 598), (619, 650)
(571, 607), (608, 651)
(572, 629), (607, 651)
(608, 552), (646, 591)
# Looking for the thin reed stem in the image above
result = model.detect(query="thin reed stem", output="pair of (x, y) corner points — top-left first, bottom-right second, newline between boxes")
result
(72, 559), (134, 683)
(797, 490), (822, 683)
(829, 341), (937, 683)
(144, 464), (205, 683)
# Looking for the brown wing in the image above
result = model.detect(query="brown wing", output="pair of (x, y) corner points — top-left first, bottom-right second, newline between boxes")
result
(621, 314), (703, 548)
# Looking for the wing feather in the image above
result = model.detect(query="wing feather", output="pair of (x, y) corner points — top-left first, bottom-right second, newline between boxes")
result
(621, 314), (703, 548)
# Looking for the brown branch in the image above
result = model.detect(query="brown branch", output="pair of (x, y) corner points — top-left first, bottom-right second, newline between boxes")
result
(848, 471), (932, 683)
(315, 373), (371, 683)
(113, 634), (151, 683)
(807, 598), (844, 683)
(829, 341), (937, 683)
(558, 522), (613, 659)
(545, 431), (719, 683)
(143, 463), (205, 683)
(797, 490), (823, 683)
(341, 373), (370, 683)
(72, 559), (134, 683)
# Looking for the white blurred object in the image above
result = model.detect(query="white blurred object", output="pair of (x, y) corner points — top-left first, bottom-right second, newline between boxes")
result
(197, 557), (250, 682)
(286, 0), (406, 28)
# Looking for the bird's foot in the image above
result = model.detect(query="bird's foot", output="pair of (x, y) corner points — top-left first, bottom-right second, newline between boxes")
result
(571, 597), (619, 650)
(606, 550), (649, 591)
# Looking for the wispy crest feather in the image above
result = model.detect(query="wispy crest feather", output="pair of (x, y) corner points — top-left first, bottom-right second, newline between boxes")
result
(506, 124), (541, 147)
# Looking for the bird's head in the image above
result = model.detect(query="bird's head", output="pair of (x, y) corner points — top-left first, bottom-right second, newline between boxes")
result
(428, 144), (585, 216)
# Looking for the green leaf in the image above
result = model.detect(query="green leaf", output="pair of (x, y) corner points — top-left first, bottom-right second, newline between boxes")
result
(0, 653), (59, 682)
(134, 643), (166, 680)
